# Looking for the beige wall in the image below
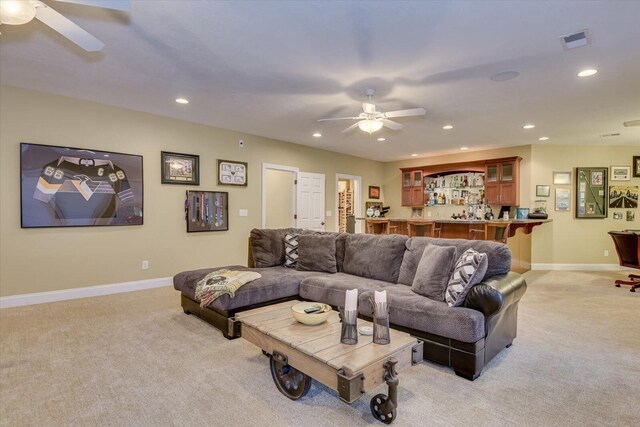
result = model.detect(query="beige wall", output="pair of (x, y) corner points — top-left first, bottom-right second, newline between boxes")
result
(265, 169), (295, 228)
(0, 86), (383, 297)
(382, 144), (639, 265)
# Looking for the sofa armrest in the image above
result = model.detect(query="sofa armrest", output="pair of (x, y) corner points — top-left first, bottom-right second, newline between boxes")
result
(463, 272), (527, 318)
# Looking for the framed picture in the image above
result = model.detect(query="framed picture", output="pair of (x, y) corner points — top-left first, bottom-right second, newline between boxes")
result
(185, 190), (228, 232)
(609, 186), (638, 209)
(217, 160), (247, 186)
(553, 171), (571, 185)
(161, 151), (199, 185)
(613, 212), (623, 220)
(20, 142), (143, 228)
(628, 210), (636, 222)
(633, 156), (640, 178)
(536, 185), (551, 197)
(576, 167), (607, 218)
(555, 188), (570, 211)
(610, 166), (631, 181)
(368, 185), (380, 199)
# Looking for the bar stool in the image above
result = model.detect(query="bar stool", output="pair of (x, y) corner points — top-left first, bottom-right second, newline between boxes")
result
(366, 219), (390, 235)
(469, 221), (511, 243)
(407, 220), (436, 237)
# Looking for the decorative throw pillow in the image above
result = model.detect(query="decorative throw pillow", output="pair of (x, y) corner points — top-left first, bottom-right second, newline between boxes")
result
(445, 249), (488, 307)
(411, 244), (458, 301)
(284, 233), (299, 268)
(296, 234), (337, 273)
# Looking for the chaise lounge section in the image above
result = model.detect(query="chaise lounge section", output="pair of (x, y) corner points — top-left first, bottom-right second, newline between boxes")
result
(173, 228), (527, 380)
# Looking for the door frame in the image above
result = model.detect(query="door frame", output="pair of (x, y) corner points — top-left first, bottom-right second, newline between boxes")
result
(262, 163), (299, 229)
(335, 173), (362, 233)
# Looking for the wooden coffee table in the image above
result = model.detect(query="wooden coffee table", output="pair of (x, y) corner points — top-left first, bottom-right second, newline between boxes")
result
(233, 300), (422, 424)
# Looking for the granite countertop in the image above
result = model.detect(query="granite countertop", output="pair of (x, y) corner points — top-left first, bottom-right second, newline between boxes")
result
(359, 218), (552, 224)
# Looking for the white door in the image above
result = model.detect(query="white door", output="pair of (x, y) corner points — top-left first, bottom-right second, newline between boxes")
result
(296, 172), (325, 230)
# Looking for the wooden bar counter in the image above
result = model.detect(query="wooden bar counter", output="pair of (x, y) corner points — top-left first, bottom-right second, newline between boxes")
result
(363, 218), (551, 273)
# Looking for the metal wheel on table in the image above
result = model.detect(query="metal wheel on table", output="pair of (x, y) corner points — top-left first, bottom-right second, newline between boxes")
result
(370, 393), (396, 424)
(269, 355), (312, 400)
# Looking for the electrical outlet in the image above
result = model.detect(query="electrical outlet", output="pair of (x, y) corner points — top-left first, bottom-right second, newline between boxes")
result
(142, 260), (149, 270)
(603, 250), (609, 257)
(239, 209), (248, 217)
(326, 210), (332, 217)
(239, 139), (245, 148)
(427, 211), (432, 218)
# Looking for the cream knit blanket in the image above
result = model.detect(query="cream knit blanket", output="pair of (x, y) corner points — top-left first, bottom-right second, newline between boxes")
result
(194, 269), (262, 308)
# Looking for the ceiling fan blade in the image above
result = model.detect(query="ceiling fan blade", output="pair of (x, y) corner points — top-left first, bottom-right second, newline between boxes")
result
(382, 119), (404, 131)
(362, 102), (377, 114)
(342, 122), (361, 133)
(53, 0), (131, 11)
(35, 4), (105, 51)
(384, 108), (426, 118)
(317, 117), (359, 122)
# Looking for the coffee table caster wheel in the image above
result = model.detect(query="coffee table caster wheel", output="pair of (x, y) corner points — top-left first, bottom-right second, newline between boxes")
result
(370, 393), (396, 424)
(270, 354), (311, 400)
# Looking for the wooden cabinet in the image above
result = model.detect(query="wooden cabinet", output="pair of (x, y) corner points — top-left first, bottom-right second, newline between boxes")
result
(484, 157), (520, 205)
(401, 169), (424, 206)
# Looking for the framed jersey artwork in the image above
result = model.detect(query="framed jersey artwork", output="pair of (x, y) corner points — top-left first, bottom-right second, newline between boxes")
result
(20, 143), (143, 228)
(217, 159), (247, 186)
(185, 190), (228, 232)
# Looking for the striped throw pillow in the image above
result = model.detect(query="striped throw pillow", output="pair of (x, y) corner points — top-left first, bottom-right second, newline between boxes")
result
(284, 233), (299, 268)
(445, 249), (488, 307)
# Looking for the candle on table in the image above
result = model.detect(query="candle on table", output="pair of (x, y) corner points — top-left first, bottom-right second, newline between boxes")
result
(345, 289), (358, 311)
(374, 290), (387, 305)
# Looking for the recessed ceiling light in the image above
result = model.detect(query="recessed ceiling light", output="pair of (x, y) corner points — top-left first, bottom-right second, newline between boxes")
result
(538, 137), (549, 141)
(312, 132), (322, 138)
(490, 71), (520, 82)
(442, 125), (453, 130)
(175, 98), (189, 104)
(460, 147), (469, 151)
(577, 69), (598, 77)
(523, 124), (535, 129)
(377, 137), (386, 142)
(411, 153), (418, 157)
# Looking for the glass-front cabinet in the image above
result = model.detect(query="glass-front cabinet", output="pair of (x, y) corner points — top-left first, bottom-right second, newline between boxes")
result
(401, 169), (424, 206)
(484, 158), (520, 205)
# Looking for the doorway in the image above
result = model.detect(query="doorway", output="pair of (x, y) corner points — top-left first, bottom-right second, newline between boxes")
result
(262, 163), (298, 229)
(335, 173), (362, 233)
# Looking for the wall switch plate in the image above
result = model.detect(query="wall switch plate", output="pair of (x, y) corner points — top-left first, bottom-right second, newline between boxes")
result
(142, 260), (149, 270)
(326, 210), (332, 217)
(604, 250), (609, 257)
(427, 211), (432, 217)
(239, 209), (248, 217)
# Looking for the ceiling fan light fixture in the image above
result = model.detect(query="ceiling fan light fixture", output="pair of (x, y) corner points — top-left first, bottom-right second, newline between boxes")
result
(358, 119), (383, 134)
(0, 0), (37, 25)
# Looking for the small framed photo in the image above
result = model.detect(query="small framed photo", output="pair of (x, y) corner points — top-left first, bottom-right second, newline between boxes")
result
(368, 185), (380, 199)
(610, 166), (631, 181)
(553, 171), (571, 185)
(161, 151), (199, 185)
(217, 160), (247, 186)
(612, 212), (623, 220)
(628, 210), (636, 222)
(536, 185), (551, 197)
(591, 171), (604, 186)
(555, 188), (570, 211)
(633, 156), (640, 178)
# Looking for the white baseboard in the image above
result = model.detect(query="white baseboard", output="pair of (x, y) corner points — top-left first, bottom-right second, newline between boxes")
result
(0, 276), (172, 309)
(530, 263), (628, 271)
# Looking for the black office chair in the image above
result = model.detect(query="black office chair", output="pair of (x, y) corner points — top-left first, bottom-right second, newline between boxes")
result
(608, 231), (640, 292)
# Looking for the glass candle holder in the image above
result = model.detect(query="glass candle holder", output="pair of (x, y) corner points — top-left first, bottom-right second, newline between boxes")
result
(373, 315), (390, 345)
(338, 306), (358, 345)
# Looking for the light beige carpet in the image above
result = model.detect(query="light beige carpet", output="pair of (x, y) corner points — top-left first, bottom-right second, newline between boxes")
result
(1, 271), (638, 426)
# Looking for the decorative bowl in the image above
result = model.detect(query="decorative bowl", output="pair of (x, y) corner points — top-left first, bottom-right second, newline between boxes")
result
(291, 302), (332, 325)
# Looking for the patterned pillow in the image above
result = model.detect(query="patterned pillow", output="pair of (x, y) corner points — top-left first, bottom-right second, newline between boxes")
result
(284, 233), (299, 268)
(445, 249), (488, 307)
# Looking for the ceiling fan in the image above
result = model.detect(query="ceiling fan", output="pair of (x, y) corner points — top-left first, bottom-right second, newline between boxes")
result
(0, 0), (130, 52)
(318, 89), (426, 134)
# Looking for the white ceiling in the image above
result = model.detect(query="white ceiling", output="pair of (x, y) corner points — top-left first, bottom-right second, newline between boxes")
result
(1, 0), (639, 161)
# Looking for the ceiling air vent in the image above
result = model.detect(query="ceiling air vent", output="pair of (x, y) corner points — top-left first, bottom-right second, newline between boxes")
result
(560, 29), (592, 50)
(623, 119), (640, 127)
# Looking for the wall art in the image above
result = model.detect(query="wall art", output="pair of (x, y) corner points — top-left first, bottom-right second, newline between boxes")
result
(161, 151), (199, 185)
(217, 160), (247, 186)
(612, 212), (623, 220)
(185, 190), (228, 232)
(553, 171), (571, 185)
(20, 143), (143, 228)
(368, 185), (380, 199)
(536, 185), (550, 197)
(608, 186), (638, 209)
(628, 210), (636, 222)
(610, 166), (631, 181)
(576, 167), (607, 218)
(633, 156), (640, 178)
(555, 188), (570, 211)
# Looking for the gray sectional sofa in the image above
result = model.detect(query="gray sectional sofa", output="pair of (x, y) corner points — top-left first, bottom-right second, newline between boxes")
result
(173, 228), (527, 380)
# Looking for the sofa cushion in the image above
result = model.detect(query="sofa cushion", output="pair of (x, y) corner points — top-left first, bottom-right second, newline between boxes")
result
(446, 249), (488, 307)
(174, 265), (328, 311)
(299, 273), (390, 309)
(398, 237), (511, 285)
(296, 234), (337, 273)
(284, 233), (299, 268)
(342, 233), (408, 283)
(412, 244), (457, 301)
(360, 285), (485, 343)
(250, 228), (303, 268)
